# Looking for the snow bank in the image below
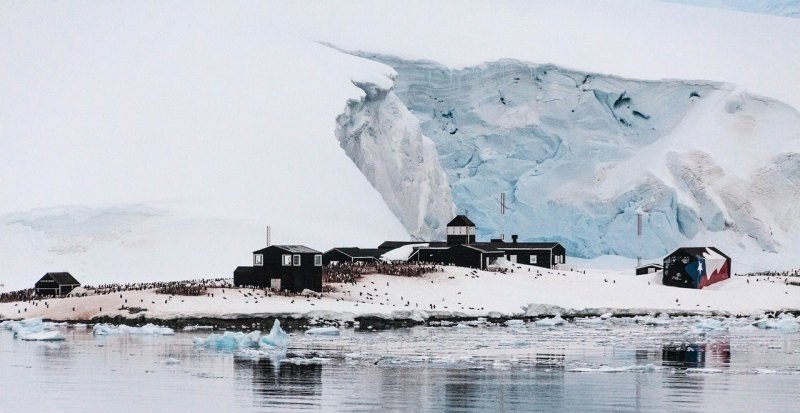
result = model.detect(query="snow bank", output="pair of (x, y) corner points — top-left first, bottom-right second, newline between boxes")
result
(92, 323), (175, 336)
(381, 244), (428, 262)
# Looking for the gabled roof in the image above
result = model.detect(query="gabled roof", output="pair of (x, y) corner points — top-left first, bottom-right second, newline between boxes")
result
(378, 241), (425, 250)
(328, 248), (384, 259)
(460, 244), (504, 253)
(234, 266), (254, 274)
(42, 272), (80, 285)
(670, 247), (730, 260)
(447, 215), (475, 227)
(253, 245), (321, 254)
(484, 241), (562, 249)
(636, 263), (663, 270)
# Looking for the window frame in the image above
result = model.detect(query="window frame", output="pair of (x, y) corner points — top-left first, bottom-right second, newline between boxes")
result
(282, 254), (292, 266)
(314, 254), (322, 266)
(530, 255), (537, 264)
(254, 254), (264, 266)
(292, 254), (301, 266)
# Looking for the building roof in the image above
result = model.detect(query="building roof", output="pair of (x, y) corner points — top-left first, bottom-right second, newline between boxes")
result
(447, 215), (475, 227)
(41, 272), (80, 285)
(484, 241), (562, 249)
(461, 244), (505, 253)
(327, 248), (384, 259)
(670, 247), (730, 260)
(253, 245), (321, 254)
(636, 263), (663, 270)
(234, 266), (254, 273)
(378, 241), (425, 250)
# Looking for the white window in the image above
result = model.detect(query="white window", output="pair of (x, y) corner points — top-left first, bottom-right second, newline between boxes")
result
(314, 254), (322, 266)
(293, 254), (301, 266)
(282, 254), (292, 266)
(468, 227), (476, 235)
(254, 254), (264, 266)
(530, 255), (537, 264)
(509, 254), (517, 264)
(271, 278), (281, 290)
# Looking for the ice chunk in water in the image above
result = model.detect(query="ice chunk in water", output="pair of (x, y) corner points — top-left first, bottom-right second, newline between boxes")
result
(21, 331), (66, 341)
(305, 326), (340, 336)
(261, 320), (289, 348)
(193, 320), (289, 351)
(1, 317), (55, 339)
(92, 323), (175, 336)
(751, 314), (799, 332)
(194, 331), (262, 351)
(535, 315), (566, 327)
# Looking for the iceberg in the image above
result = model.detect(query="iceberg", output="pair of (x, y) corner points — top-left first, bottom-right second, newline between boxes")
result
(194, 320), (289, 351)
(751, 314), (799, 332)
(535, 315), (566, 327)
(305, 327), (340, 336)
(20, 331), (66, 341)
(92, 323), (175, 336)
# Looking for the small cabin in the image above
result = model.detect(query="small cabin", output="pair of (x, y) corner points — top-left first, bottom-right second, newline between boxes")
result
(446, 215), (476, 246)
(663, 247), (731, 289)
(323, 248), (384, 265)
(489, 238), (566, 269)
(35, 272), (80, 296)
(234, 245), (323, 293)
(636, 263), (663, 275)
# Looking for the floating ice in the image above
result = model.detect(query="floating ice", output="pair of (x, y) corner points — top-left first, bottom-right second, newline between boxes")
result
(504, 319), (524, 327)
(570, 363), (659, 373)
(194, 320), (289, 351)
(636, 314), (672, 326)
(193, 331), (262, 351)
(157, 358), (181, 365)
(261, 320), (289, 348)
(686, 367), (724, 374)
(20, 330), (66, 341)
(693, 318), (727, 331)
(0, 317), (57, 340)
(305, 327), (340, 336)
(92, 323), (175, 336)
(535, 315), (566, 327)
(751, 314), (799, 332)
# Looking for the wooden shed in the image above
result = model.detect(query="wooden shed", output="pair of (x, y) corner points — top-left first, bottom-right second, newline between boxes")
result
(663, 247), (731, 289)
(35, 272), (80, 296)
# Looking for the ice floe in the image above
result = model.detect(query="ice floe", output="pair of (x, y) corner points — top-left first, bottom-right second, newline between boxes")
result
(194, 320), (289, 351)
(751, 314), (799, 332)
(0, 317), (64, 341)
(92, 323), (175, 336)
(305, 327), (340, 336)
(20, 330), (66, 341)
(570, 363), (659, 373)
(535, 315), (566, 327)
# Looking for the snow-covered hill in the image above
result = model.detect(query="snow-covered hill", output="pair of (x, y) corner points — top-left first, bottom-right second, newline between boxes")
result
(659, 0), (800, 18)
(345, 54), (800, 268)
(2, 1), (799, 291)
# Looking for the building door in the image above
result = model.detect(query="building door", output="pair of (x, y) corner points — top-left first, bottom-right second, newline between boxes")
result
(509, 255), (517, 263)
(271, 278), (281, 290)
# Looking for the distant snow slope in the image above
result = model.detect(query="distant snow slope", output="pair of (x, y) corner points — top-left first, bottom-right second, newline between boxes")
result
(659, 0), (800, 18)
(348, 54), (800, 268)
(2, 1), (799, 290)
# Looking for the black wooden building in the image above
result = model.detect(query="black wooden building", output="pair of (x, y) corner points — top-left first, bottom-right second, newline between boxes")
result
(233, 245), (323, 293)
(635, 263), (663, 275)
(662, 247), (731, 289)
(405, 214), (567, 270)
(35, 272), (81, 296)
(410, 243), (504, 269)
(322, 248), (384, 265)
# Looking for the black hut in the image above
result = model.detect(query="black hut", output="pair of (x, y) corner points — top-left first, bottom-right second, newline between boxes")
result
(35, 272), (80, 296)
(234, 245), (323, 293)
(635, 263), (663, 275)
(323, 248), (384, 265)
(446, 215), (476, 245)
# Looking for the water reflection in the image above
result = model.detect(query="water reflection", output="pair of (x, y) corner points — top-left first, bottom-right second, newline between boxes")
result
(234, 356), (322, 402)
(661, 341), (731, 369)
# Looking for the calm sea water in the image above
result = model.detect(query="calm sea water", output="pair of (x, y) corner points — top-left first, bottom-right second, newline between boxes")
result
(1, 318), (799, 412)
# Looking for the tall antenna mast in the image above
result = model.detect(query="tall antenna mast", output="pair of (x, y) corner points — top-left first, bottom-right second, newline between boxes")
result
(266, 225), (271, 247)
(636, 212), (642, 268)
(500, 192), (506, 241)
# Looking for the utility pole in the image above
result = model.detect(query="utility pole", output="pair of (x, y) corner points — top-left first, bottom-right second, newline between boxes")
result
(266, 225), (271, 247)
(636, 212), (643, 268)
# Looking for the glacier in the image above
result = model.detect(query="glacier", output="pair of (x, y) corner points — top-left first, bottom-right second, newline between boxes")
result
(339, 53), (800, 265)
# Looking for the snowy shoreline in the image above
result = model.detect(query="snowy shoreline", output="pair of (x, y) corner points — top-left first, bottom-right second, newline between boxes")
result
(2, 264), (798, 327)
